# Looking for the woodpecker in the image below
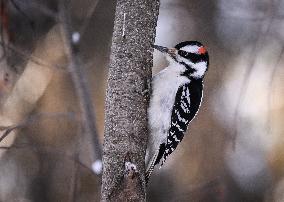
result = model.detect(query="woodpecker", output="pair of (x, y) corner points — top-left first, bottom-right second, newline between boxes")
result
(146, 41), (209, 182)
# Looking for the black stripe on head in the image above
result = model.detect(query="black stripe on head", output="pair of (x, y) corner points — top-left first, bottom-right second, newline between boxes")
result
(175, 41), (203, 49)
(179, 62), (195, 78)
(178, 50), (209, 64)
(174, 41), (209, 65)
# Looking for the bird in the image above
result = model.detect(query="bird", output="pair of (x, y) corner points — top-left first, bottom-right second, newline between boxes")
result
(146, 41), (209, 182)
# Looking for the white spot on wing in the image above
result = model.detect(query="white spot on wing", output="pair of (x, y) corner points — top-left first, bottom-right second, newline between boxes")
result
(176, 124), (184, 132)
(181, 100), (189, 113)
(176, 110), (188, 124)
(172, 135), (180, 142)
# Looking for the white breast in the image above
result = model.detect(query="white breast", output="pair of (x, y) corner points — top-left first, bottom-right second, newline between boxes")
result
(148, 64), (190, 149)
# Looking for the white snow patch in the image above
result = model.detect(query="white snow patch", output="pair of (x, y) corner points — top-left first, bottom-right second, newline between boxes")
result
(92, 160), (102, 175)
(72, 32), (80, 44)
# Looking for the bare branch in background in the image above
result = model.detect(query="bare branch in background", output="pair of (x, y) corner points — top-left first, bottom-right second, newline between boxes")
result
(232, 1), (278, 146)
(0, 112), (77, 143)
(267, 45), (284, 132)
(59, 1), (102, 172)
(0, 143), (95, 175)
(78, 0), (100, 38)
(0, 40), (63, 69)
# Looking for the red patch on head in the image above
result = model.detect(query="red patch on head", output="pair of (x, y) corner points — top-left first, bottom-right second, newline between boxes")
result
(198, 46), (207, 54)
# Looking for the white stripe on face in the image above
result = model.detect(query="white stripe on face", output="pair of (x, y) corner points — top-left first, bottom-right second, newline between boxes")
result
(180, 45), (200, 54)
(190, 61), (208, 78)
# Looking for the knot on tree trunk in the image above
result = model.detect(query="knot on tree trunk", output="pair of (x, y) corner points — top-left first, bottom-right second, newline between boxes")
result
(109, 155), (143, 202)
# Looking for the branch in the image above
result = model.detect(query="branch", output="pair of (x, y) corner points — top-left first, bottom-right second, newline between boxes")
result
(78, 0), (100, 38)
(101, 0), (160, 201)
(0, 112), (77, 143)
(0, 40), (63, 70)
(0, 143), (95, 176)
(59, 1), (102, 174)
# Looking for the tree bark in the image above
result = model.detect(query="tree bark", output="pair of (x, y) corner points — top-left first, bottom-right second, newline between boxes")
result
(101, 0), (160, 201)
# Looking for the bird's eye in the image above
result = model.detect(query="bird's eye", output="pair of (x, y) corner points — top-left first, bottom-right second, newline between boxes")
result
(178, 50), (203, 63)
(198, 46), (207, 54)
(178, 50), (189, 58)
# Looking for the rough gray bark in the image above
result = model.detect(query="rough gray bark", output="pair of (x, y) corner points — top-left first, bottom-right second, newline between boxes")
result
(101, 0), (160, 201)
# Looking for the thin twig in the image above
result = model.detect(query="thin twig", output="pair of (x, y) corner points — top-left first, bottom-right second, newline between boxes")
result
(10, 0), (59, 22)
(0, 143), (95, 176)
(0, 112), (77, 143)
(232, 2), (277, 146)
(70, 152), (79, 202)
(0, 40), (64, 70)
(9, 0), (34, 25)
(0, 125), (20, 142)
(78, 0), (100, 38)
(267, 46), (284, 134)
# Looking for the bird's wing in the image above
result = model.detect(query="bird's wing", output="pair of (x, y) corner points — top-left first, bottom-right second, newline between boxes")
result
(160, 79), (203, 165)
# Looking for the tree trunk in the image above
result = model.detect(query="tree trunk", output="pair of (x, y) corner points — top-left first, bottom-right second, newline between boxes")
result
(101, 0), (160, 201)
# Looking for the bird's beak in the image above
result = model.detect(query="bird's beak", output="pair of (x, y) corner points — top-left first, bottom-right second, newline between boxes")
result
(153, 45), (177, 58)
(152, 45), (169, 53)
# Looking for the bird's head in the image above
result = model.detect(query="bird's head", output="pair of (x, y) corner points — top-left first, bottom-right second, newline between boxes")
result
(153, 41), (209, 79)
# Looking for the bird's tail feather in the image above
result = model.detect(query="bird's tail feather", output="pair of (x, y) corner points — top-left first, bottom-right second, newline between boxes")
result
(145, 150), (159, 184)
(145, 143), (166, 184)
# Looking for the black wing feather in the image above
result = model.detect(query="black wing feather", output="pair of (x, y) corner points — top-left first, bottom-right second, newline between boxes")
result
(158, 79), (203, 165)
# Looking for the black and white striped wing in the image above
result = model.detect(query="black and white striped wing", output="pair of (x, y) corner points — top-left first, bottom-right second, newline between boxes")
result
(162, 79), (203, 164)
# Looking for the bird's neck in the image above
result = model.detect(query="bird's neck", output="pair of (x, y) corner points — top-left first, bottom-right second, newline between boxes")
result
(167, 62), (187, 74)
(167, 61), (197, 79)
(166, 58), (206, 80)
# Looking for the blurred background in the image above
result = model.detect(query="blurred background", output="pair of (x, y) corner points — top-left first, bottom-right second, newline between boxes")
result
(0, 0), (283, 201)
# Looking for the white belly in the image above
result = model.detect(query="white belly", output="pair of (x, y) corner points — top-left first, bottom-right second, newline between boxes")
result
(148, 67), (190, 149)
